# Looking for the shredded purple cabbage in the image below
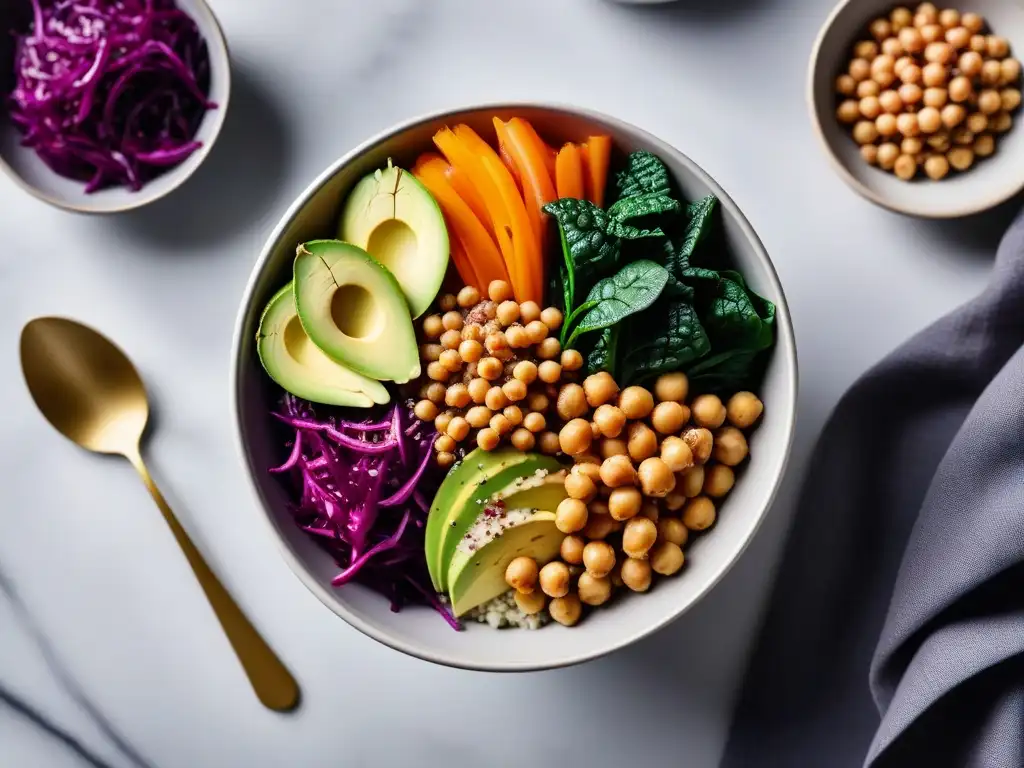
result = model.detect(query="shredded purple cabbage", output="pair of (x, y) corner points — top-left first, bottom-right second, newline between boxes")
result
(9, 0), (217, 192)
(271, 394), (460, 630)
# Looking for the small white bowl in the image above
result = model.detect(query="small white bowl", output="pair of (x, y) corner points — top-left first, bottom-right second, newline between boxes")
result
(0, 0), (230, 214)
(809, 0), (1024, 218)
(231, 103), (799, 672)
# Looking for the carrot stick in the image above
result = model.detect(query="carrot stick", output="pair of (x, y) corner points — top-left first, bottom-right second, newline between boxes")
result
(514, 119), (558, 191)
(445, 164), (492, 239)
(585, 135), (612, 208)
(493, 121), (523, 194)
(412, 152), (509, 289)
(580, 142), (592, 202)
(433, 127), (517, 284)
(451, 124), (536, 300)
(449, 229), (482, 292)
(555, 143), (586, 200)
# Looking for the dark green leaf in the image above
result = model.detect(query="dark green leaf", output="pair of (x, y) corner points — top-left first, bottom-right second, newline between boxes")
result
(543, 198), (621, 306)
(621, 299), (710, 383)
(607, 219), (664, 240)
(587, 326), (620, 376)
(608, 192), (681, 223)
(615, 151), (672, 200)
(567, 260), (669, 346)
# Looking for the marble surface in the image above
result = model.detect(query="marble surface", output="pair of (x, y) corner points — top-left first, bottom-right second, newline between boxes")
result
(0, 0), (1016, 766)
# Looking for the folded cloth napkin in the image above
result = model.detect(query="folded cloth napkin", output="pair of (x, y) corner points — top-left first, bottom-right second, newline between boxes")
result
(721, 207), (1024, 768)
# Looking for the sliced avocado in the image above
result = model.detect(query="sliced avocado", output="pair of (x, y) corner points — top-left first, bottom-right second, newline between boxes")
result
(256, 283), (390, 407)
(425, 448), (538, 592)
(338, 161), (449, 319)
(293, 240), (420, 384)
(448, 511), (562, 617)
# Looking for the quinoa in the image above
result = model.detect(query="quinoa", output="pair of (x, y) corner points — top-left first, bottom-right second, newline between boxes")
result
(467, 589), (550, 630)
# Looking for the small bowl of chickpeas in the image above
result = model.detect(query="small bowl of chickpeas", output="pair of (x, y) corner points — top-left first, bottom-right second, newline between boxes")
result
(233, 103), (798, 671)
(809, 0), (1024, 217)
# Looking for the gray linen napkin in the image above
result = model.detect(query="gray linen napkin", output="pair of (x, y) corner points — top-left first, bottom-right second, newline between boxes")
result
(722, 207), (1024, 768)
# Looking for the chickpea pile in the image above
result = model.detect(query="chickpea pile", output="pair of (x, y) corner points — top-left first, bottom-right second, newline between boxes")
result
(835, 3), (1022, 180)
(501, 373), (765, 627)
(412, 279), (578, 468)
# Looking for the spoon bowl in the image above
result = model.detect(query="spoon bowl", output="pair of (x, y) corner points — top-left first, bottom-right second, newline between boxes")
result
(19, 316), (300, 712)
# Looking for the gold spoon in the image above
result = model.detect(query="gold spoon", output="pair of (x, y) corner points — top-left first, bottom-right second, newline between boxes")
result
(19, 316), (300, 713)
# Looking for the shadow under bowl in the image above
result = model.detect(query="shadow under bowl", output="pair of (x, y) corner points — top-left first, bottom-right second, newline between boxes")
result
(808, 0), (1024, 218)
(0, 0), (231, 214)
(230, 102), (799, 672)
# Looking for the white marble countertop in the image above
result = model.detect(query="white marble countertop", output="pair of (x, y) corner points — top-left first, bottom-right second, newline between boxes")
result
(1, 0), (1014, 766)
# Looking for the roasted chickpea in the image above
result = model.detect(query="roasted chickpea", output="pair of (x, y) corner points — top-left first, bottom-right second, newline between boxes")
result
(659, 436), (694, 473)
(961, 11), (983, 34)
(503, 405), (524, 427)
(1002, 88), (1022, 112)
(682, 427), (714, 464)
(713, 426), (749, 466)
(420, 344), (443, 365)
(600, 454), (636, 488)
(478, 356), (503, 381)
(922, 87), (947, 109)
(537, 337), (561, 359)
(501, 379), (527, 403)
(657, 517), (689, 547)
(482, 387), (507, 413)
(987, 35), (1010, 59)
(565, 472), (597, 502)
(434, 412), (454, 436)
(456, 285), (480, 308)
(924, 153), (948, 182)
(608, 486), (643, 521)
(691, 394), (727, 428)
(443, 383), (468, 409)
(424, 382), (447, 404)
(555, 498), (589, 534)
(981, 59), (1003, 86)
(555, 383), (586, 420)
(1001, 58), (1021, 85)
(849, 57), (871, 81)
(638, 457), (676, 498)
(650, 541), (685, 576)
(679, 465), (705, 498)
(881, 37), (902, 57)
(898, 25), (923, 52)
(573, 460), (602, 482)
(582, 541), (616, 577)
(560, 349), (584, 372)
(894, 85), (921, 110)
(436, 451), (456, 468)
(521, 412), (545, 433)
(869, 17), (891, 40)
(878, 89), (903, 114)
(859, 79), (882, 98)
(921, 62), (947, 88)
(896, 111), (921, 137)
(941, 103), (967, 128)
(639, 501), (659, 523)
(538, 430), (561, 455)
(539, 561), (570, 598)
(854, 39), (879, 59)
(464, 406), (491, 429)
(510, 427), (535, 451)
(440, 329), (463, 351)
(412, 399), (437, 422)
(922, 23), (944, 44)
(549, 594), (582, 626)
(505, 556), (538, 593)
(577, 572), (612, 606)
(487, 280), (513, 303)
(559, 418), (593, 456)
(583, 371), (620, 408)
(621, 557), (652, 592)
(650, 372), (687, 404)
(535, 360), (560, 385)
(447, 416), (470, 442)
(974, 133), (996, 157)
(859, 95), (881, 120)
(439, 311), (462, 333)
(917, 106), (942, 135)
(600, 438), (628, 459)
(626, 422), (659, 462)
(591, 404), (626, 438)
(582, 510), (616, 540)
(725, 391), (763, 428)
(435, 432), (456, 453)
(616, 388), (652, 421)
(426, 361), (449, 382)
(487, 412), (511, 436)
(476, 427), (500, 451)
(966, 112), (989, 134)
(456, 339), (482, 365)
(496, 300), (520, 327)
(622, 516), (658, 559)
(704, 464), (736, 498)
(514, 589), (546, 615)
(560, 535), (585, 565)
(649, 401), (686, 435)
(422, 314), (444, 339)
(464, 377), (487, 404)
(462, 323), (484, 342)
(516, 300), (540, 324)
(438, 349), (462, 373)
(993, 111), (1013, 132)
(948, 145), (974, 171)
(523, 321), (548, 346)
(508, 325), (532, 349)
(683, 496), (717, 531)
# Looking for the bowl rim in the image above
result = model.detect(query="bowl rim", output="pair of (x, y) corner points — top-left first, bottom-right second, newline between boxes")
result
(0, 0), (232, 214)
(230, 101), (800, 672)
(807, 0), (1024, 219)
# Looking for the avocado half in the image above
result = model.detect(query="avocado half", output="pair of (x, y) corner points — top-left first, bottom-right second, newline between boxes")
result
(293, 240), (421, 384)
(256, 283), (390, 407)
(338, 162), (449, 319)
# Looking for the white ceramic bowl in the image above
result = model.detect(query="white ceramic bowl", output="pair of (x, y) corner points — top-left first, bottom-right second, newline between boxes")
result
(0, 0), (230, 213)
(809, 0), (1024, 218)
(231, 103), (798, 672)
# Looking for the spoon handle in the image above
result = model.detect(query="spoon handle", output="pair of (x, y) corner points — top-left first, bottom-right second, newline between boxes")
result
(126, 450), (300, 712)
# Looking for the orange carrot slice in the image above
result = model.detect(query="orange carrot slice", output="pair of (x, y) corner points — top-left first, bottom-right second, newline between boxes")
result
(580, 142), (592, 202)
(451, 124), (536, 301)
(513, 119), (558, 191)
(586, 135), (612, 208)
(493, 121), (523, 194)
(433, 127), (517, 282)
(412, 152), (509, 289)
(445, 163), (492, 240)
(449, 228), (482, 292)
(555, 143), (586, 200)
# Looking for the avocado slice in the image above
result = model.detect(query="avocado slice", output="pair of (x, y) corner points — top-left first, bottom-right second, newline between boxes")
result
(293, 240), (420, 384)
(424, 448), (565, 593)
(448, 511), (563, 617)
(256, 283), (390, 407)
(338, 161), (449, 319)
(425, 449), (537, 592)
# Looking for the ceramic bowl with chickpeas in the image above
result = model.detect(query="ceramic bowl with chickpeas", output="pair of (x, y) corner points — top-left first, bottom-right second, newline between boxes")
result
(810, 0), (1024, 217)
(231, 103), (798, 671)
